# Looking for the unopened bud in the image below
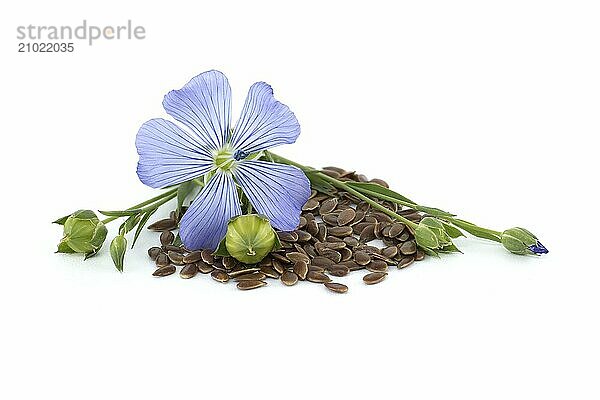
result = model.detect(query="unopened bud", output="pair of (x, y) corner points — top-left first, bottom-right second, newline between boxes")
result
(501, 227), (548, 255)
(414, 224), (439, 250)
(110, 235), (127, 272)
(58, 210), (107, 255)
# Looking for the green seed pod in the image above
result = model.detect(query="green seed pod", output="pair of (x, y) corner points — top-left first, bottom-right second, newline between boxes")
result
(225, 214), (276, 264)
(501, 227), (548, 255)
(58, 210), (108, 254)
(110, 235), (128, 272)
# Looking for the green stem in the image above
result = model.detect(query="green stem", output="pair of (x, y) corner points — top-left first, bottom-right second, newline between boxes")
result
(344, 185), (502, 239)
(267, 153), (311, 172)
(353, 189), (416, 210)
(266, 151), (419, 229)
(447, 218), (502, 237)
(267, 151), (506, 240)
(141, 192), (177, 213)
(101, 187), (178, 224)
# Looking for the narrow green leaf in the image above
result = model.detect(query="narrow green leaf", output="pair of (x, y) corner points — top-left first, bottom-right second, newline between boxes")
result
(173, 233), (182, 247)
(98, 209), (143, 217)
(415, 205), (456, 218)
(272, 232), (282, 252)
(176, 180), (198, 216)
(119, 214), (141, 235)
(450, 219), (502, 242)
(347, 182), (455, 217)
(213, 237), (230, 257)
(420, 247), (440, 258)
(306, 170), (336, 195)
(346, 182), (416, 204)
(441, 221), (465, 238)
(439, 243), (463, 254)
(239, 191), (254, 214)
(131, 208), (158, 248)
(263, 152), (275, 162)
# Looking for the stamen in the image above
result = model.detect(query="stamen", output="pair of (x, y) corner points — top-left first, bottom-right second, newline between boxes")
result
(234, 150), (249, 161)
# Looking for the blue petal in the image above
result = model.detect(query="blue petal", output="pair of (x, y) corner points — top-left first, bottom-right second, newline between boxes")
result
(233, 160), (310, 231)
(136, 118), (214, 188)
(229, 82), (300, 154)
(179, 171), (241, 250)
(163, 70), (231, 151)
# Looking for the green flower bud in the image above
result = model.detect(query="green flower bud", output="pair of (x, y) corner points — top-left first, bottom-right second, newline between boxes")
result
(414, 224), (439, 249)
(110, 235), (127, 272)
(420, 217), (452, 246)
(414, 218), (462, 255)
(225, 214), (277, 264)
(58, 210), (108, 255)
(501, 227), (548, 255)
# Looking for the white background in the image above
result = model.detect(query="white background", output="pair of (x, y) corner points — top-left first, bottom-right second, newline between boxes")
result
(1, 1), (599, 399)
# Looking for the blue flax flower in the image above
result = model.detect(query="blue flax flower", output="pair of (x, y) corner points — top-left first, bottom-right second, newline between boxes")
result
(136, 70), (311, 250)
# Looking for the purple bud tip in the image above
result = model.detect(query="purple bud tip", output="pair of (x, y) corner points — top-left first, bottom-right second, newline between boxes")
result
(528, 241), (549, 255)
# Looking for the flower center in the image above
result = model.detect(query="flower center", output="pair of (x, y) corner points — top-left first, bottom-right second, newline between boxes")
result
(213, 148), (236, 171)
